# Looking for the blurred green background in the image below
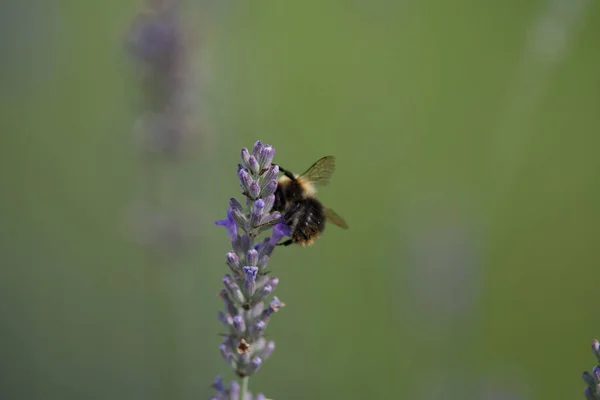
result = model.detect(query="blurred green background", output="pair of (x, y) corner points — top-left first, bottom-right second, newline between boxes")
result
(1, 0), (599, 399)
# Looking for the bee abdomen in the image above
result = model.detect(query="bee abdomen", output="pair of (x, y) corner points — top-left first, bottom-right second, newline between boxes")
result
(284, 197), (326, 246)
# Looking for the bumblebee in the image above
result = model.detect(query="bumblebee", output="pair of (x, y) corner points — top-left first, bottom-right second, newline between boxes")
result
(273, 156), (348, 246)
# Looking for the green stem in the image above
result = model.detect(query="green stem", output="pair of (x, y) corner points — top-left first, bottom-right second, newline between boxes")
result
(241, 376), (249, 399)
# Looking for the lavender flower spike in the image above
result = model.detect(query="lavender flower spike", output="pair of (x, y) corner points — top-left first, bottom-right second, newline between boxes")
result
(212, 141), (287, 400)
(582, 338), (600, 399)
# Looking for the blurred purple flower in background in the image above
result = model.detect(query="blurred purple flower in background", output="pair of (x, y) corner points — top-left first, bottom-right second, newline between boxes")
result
(414, 371), (530, 400)
(128, 0), (194, 158)
(126, 0), (208, 254)
(478, 378), (530, 400)
(402, 206), (482, 326)
(128, 204), (193, 253)
(211, 376), (269, 400)
(398, 200), (488, 400)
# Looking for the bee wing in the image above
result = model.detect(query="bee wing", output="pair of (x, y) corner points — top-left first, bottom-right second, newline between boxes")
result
(299, 156), (336, 186)
(324, 208), (348, 229)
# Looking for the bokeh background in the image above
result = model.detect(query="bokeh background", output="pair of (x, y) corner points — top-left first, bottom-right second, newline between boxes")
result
(1, 0), (599, 399)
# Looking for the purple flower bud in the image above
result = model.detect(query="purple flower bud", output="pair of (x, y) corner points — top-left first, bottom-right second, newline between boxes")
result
(223, 274), (245, 304)
(593, 366), (600, 383)
(253, 285), (272, 303)
(248, 181), (261, 199)
(262, 194), (275, 215)
(248, 357), (262, 374)
(261, 180), (278, 198)
(256, 394), (267, 400)
(268, 277), (279, 290)
(232, 315), (246, 334)
(252, 140), (262, 156)
(255, 198), (265, 212)
(238, 169), (253, 193)
(217, 311), (233, 327)
(212, 376), (225, 391)
(593, 339), (600, 362)
(219, 342), (230, 362)
(226, 251), (240, 265)
(256, 145), (274, 169)
(260, 310), (272, 326)
(246, 249), (258, 266)
(249, 302), (264, 320)
(219, 290), (238, 316)
(248, 155), (260, 175)
(257, 255), (270, 270)
(226, 252), (241, 274)
(585, 387), (595, 400)
(241, 148), (250, 167)
(228, 199), (247, 228)
(243, 266), (258, 296)
(230, 381), (240, 400)
(263, 164), (279, 182)
(222, 274), (235, 288)
(262, 341), (275, 360)
(584, 371), (596, 387)
(229, 197), (243, 212)
(250, 199), (265, 228)
(253, 320), (266, 338)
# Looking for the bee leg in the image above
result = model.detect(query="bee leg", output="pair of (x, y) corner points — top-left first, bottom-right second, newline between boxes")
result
(253, 218), (283, 231)
(276, 239), (294, 247)
(273, 164), (295, 180)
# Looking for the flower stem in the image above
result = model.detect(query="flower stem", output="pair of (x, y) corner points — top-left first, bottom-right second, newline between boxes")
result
(241, 376), (249, 399)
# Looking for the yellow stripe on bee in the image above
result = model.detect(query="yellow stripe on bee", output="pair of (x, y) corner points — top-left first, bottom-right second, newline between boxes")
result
(299, 237), (317, 247)
(296, 176), (316, 196)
